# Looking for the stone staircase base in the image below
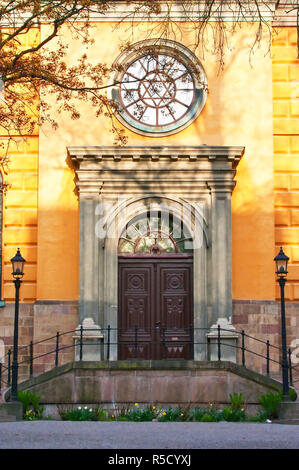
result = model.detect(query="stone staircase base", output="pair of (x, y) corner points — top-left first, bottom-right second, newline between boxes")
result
(276, 401), (299, 425)
(0, 402), (23, 422)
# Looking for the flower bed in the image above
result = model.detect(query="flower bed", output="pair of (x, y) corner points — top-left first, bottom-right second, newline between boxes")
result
(18, 390), (296, 422)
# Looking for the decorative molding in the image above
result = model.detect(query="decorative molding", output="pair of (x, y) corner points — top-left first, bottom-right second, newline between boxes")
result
(68, 145), (244, 167)
(50, 1), (278, 23)
(3, 2), (297, 27)
(274, 3), (299, 26)
(68, 145), (245, 196)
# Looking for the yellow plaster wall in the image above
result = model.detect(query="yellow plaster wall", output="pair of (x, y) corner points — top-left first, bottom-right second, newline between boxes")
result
(36, 22), (275, 301)
(1, 29), (39, 302)
(273, 27), (299, 301)
(2, 137), (38, 302)
(6, 23), (297, 302)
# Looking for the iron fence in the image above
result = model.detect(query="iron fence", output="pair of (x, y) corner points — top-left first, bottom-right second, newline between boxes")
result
(0, 325), (298, 393)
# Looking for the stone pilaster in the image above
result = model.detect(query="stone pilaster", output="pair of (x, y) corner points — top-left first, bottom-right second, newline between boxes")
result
(77, 182), (102, 326)
(209, 181), (235, 326)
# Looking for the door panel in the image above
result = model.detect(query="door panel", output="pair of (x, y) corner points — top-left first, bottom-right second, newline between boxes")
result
(158, 264), (192, 360)
(118, 258), (193, 360)
(118, 264), (154, 359)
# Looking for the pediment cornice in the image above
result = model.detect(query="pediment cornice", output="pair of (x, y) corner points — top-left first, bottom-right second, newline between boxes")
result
(68, 145), (245, 169)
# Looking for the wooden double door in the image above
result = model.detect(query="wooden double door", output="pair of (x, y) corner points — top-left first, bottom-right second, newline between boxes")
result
(118, 257), (193, 360)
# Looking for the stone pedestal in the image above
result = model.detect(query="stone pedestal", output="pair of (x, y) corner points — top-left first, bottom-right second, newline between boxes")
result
(207, 318), (239, 363)
(73, 318), (104, 361)
(0, 402), (23, 422)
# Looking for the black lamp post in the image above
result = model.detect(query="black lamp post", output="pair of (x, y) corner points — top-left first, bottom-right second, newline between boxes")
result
(274, 246), (289, 400)
(10, 248), (26, 402)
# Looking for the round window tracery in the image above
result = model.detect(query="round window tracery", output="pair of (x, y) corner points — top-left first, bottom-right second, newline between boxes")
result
(118, 212), (193, 255)
(108, 40), (207, 137)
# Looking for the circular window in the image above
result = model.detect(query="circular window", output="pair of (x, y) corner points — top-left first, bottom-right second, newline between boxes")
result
(108, 40), (207, 137)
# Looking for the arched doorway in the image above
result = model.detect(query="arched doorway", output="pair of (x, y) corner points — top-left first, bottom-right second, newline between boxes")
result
(118, 211), (193, 360)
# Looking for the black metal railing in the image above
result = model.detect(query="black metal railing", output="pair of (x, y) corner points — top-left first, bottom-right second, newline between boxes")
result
(0, 325), (298, 393)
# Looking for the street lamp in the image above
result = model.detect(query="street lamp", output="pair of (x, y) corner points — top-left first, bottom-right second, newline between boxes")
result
(10, 248), (26, 402)
(274, 246), (289, 399)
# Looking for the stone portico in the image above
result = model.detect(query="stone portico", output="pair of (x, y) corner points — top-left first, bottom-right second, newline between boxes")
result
(68, 145), (244, 361)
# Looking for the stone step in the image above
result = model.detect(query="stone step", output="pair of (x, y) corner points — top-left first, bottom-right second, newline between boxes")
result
(0, 403), (23, 422)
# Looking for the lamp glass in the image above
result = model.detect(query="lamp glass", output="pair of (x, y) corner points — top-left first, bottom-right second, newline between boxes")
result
(274, 247), (289, 277)
(11, 249), (26, 279)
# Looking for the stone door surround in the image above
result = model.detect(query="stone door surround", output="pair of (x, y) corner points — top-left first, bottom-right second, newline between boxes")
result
(68, 145), (244, 360)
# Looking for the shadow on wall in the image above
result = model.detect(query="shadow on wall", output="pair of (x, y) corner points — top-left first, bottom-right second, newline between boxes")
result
(192, 31), (275, 300)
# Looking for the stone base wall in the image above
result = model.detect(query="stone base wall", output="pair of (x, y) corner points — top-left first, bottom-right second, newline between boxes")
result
(0, 299), (298, 387)
(0, 303), (34, 381)
(0, 301), (78, 383)
(32, 301), (78, 376)
(15, 361), (283, 409)
(232, 300), (299, 384)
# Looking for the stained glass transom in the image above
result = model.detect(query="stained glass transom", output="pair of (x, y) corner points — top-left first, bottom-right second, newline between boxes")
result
(118, 212), (193, 255)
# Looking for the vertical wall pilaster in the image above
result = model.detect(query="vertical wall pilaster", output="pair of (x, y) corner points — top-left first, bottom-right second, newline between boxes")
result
(209, 183), (235, 325)
(78, 193), (100, 325)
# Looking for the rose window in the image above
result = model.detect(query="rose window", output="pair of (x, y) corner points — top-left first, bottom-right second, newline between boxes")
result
(109, 41), (207, 136)
(121, 54), (195, 127)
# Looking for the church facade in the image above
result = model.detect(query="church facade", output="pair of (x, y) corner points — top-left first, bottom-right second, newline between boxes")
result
(0, 2), (299, 381)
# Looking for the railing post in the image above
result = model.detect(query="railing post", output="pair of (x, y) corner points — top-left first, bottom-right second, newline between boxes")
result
(29, 341), (33, 377)
(241, 330), (245, 366)
(134, 325), (138, 359)
(79, 324), (83, 361)
(11, 277), (21, 401)
(162, 326), (166, 360)
(288, 348), (293, 387)
(217, 324), (221, 361)
(107, 325), (110, 361)
(266, 340), (270, 377)
(8, 349), (11, 386)
(55, 332), (59, 368)
(0, 362), (2, 391)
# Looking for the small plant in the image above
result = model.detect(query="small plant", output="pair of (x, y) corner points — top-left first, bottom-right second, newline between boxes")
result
(106, 403), (134, 420)
(289, 388), (297, 402)
(247, 410), (268, 422)
(59, 406), (107, 421)
(18, 390), (45, 420)
(200, 413), (218, 422)
(127, 405), (159, 422)
(190, 407), (206, 422)
(221, 407), (246, 422)
(158, 407), (188, 422)
(96, 408), (108, 421)
(229, 393), (245, 411)
(190, 407), (222, 422)
(258, 391), (283, 420)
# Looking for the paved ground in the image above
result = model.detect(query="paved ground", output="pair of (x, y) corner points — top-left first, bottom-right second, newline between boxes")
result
(0, 421), (298, 450)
